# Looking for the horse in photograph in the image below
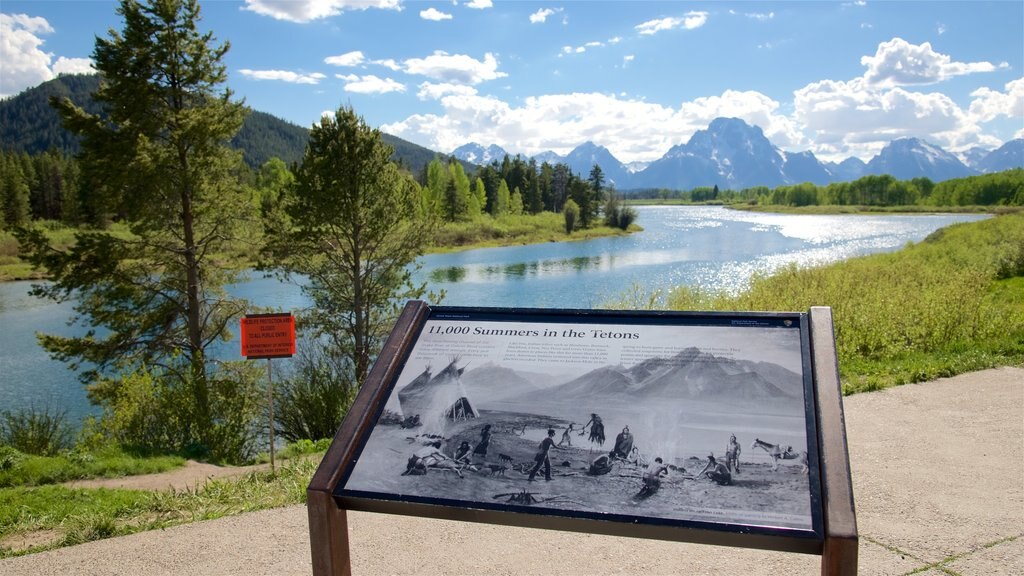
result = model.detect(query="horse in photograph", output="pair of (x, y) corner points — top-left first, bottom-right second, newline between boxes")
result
(750, 438), (808, 473)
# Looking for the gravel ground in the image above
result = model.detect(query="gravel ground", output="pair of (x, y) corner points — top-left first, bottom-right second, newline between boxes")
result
(2, 366), (1021, 576)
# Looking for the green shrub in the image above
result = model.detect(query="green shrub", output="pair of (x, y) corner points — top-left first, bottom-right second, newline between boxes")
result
(86, 362), (264, 464)
(0, 406), (72, 456)
(274, 344), (355, 443)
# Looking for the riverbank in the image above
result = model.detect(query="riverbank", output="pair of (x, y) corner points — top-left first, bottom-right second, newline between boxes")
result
(2, 366), (1020, 574)
(0, 215), (639, 282)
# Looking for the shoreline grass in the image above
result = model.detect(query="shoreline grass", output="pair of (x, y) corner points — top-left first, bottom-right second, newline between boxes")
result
(657, 212), (1024, 393)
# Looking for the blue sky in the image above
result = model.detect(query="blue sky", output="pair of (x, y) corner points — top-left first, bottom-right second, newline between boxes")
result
(2, 1), (1022, 163)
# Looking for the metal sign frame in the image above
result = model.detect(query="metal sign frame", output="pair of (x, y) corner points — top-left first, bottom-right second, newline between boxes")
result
(307, 302), (856, 575)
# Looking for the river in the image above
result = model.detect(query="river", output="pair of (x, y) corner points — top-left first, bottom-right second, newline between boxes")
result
(0, 206), (987, 425)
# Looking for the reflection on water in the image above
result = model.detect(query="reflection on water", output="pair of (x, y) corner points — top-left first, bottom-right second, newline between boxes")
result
(414, 205), (987, 307)
(430, 255), (605, 283)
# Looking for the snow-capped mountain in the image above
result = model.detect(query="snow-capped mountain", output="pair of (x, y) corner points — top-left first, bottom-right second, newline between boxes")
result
(976, 139), (1024, 173)
(504, 347), (804, 415)
(865, 137), (976, 181)
(451, 119), (1020, 190)
(560, 141), (632, 187)
(450, 142), (508, 165)
(959, 146), (992, 169)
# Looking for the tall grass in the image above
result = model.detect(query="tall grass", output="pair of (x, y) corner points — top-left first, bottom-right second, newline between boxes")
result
(663, 212), (1024, 393)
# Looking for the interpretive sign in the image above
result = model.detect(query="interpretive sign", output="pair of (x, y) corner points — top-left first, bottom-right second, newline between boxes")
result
(240, 313), (295, 359)
(308, 302), (856, 576)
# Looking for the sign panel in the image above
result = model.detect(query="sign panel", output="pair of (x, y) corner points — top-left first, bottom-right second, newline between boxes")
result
(240, 313), (295, 359)
(332, 307), (823, 545)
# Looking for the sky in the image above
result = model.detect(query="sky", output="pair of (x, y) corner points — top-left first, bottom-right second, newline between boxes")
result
(2, 0), (1022, 164)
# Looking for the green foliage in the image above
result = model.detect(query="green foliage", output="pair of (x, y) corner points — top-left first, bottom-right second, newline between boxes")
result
(0, 406), (72, 456)
(278, 438), (332, 459)
(264, 105), (437, 387)
(663, 212), (1024, 393)
(603, 191), (638, 230)
(273, 344), (356, 443)
(563, 199), (580, 234)
(0, 445), (184, 488)
(0, 456), (317, 557)
(85, 363), (264, 463)
(14, 0), (259, 462)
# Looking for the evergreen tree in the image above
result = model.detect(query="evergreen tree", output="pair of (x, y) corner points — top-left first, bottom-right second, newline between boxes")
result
(264, 105), (436, 388)
(510, 187), (524, 216)
(17, 0), (253, 459)
(493, 179), (511, 217)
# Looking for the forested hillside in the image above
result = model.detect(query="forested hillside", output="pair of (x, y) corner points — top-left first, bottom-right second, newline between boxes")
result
(0, 74), (459, 175)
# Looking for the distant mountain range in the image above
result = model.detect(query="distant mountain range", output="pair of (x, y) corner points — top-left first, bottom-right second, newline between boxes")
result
(453, 117), (1024, 190)
(499, 347), (805, 415)
(5, 75), (1020, 190)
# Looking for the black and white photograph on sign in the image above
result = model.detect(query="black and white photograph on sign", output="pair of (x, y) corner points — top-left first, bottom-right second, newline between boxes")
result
(340, 317), (816, 533)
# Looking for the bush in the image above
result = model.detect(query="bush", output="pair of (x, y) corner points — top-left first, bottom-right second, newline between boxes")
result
(563, 199), (580, 234)
(0, 406), (72, 456)
(274, 343), (355, 443)
(86, 362), (264, 464)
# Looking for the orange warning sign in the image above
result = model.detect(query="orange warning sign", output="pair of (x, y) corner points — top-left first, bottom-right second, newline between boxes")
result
(241, 313), (295, 359)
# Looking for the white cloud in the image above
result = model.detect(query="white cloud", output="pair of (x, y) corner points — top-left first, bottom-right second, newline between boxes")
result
(635, 12), (707, 35)
(403, 51), (506, 85)
(416, 82), (477, 100)
(680, 90), (805, 148)
(420, 8), (453, 21)
(239, 69), (326, 84)
(465, 0), (492, 8)
(339, 74), (405, 94)
(243, 0), (401, 23)
(51, 57), (94, 76)
(383, 88), (796, 163)
(745, 12), (774, 21)
(373, 58), (403, 71)
(530, 8), (561, 24)
(793, 77), (975, 160)
(937, 23), (946, 35)
(1, 13), (94, 98)
(861, 38), (1006, 88)
(324, 50), (365, 67)
(608, 36), (622, 44)
(968, 77), (1024, 123)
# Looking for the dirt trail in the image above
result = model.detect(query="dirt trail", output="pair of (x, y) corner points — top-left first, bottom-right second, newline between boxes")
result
(65, 460), (271, 492)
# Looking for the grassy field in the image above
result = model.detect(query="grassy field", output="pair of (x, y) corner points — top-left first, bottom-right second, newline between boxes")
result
(655, 211), (1024, 393)
(0, 457), (316, 558)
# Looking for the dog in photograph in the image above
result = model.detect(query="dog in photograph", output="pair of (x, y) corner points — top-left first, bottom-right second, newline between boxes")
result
(484, 464), (508, 476)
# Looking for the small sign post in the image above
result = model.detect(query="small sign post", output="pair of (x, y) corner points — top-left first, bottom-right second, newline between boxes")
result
(241, 313), (296, 472)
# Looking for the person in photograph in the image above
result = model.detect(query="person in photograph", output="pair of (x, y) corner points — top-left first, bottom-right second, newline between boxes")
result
(697, 453), (733, 486)
(612, 425), (634, 459)
(402, 441), (464, 477)
(453, 440), (473, 464)
(726, 434), (742, 473)
(580, 413), (605, 445)
(528, 428), (558, 482)
(473, 424), (492, 463)
(588, 452), (615, 476)
(559, 423), (577, 447)
(641, 457), (670, 495)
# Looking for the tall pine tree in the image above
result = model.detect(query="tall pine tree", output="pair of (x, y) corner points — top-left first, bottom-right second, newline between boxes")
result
(17, 0), (254, 459)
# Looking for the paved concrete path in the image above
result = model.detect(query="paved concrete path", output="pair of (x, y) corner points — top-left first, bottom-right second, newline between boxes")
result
(3, 367), (1021, 575)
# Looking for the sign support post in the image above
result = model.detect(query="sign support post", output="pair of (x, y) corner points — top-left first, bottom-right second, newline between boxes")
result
(268, 358), (275, 472)
(240, 312), (296, 473)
